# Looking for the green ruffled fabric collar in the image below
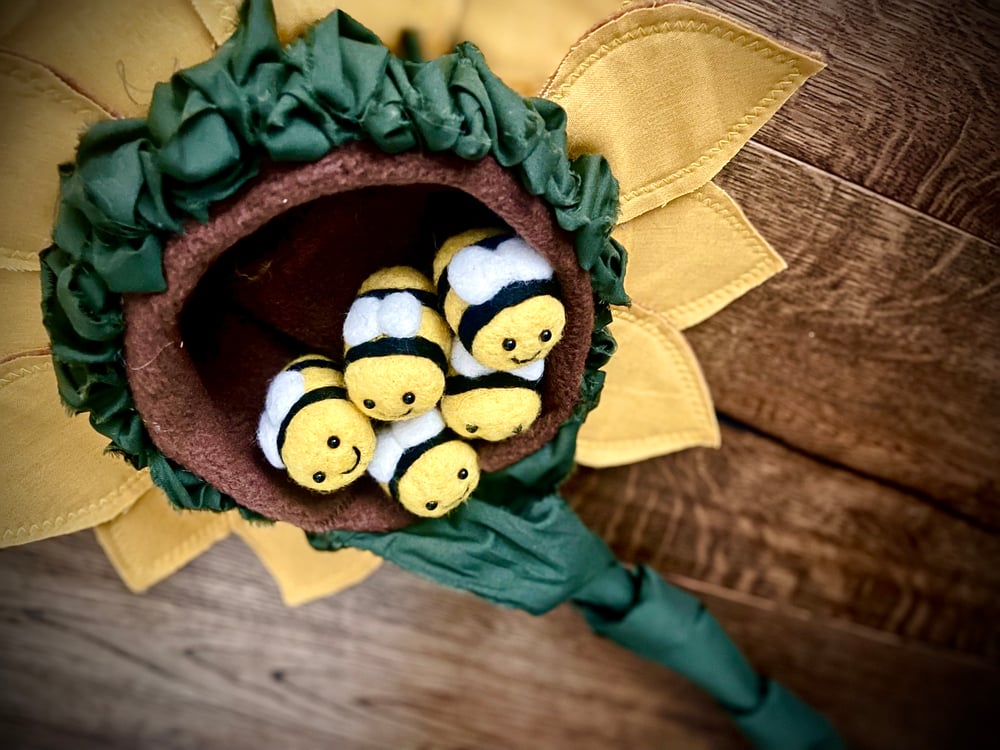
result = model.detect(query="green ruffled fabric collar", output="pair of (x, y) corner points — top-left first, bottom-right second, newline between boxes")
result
(39, 0), (626, 519)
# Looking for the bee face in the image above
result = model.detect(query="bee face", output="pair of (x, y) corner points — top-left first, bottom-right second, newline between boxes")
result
(396, 440), (480, 517)
(471, 295), (565, 371)
(345, 354), (445, 422)
(281, 398), (376, 492)
(441, 387), (542, 442)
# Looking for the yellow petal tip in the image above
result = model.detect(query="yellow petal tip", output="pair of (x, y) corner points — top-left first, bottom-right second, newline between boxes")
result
(576, 307), (720, 468)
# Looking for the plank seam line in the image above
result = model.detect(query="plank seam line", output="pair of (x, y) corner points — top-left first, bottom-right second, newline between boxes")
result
(667, 570), (1000, 670)
(716, 412), (1000, 535)
(746, 141), (999, 247)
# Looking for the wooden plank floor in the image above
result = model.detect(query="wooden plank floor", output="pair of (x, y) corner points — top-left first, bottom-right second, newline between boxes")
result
(2, 1), (998, 749)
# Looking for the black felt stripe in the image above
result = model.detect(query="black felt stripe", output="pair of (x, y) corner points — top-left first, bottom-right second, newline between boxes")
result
(456, 278), (561, 352)
(285, 357), (339, 372)
(445, 371), (541, 395)
(276, 385), (348, 457)
(359, 287), (439, 309)
(437, 268), (451, 310)
(344, 336), (448, 373)
(476, 232), (515, 250)
(388, 428), (460, 502)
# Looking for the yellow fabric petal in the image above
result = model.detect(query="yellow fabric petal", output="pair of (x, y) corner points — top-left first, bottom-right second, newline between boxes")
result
(0, 270), (48, 357)
(0, 353), (150, 546)
(456, 0), (627, 96)
(95, 486), (230, 593)
(541, 3), (823, 223)
(0, 53), (109, 260)
(231, 516), (382, 607)
(613, 181), (786, 331)
(576, 307), (719, 468)
(191, 0), (464, 54)
(0, 0), (215, 118)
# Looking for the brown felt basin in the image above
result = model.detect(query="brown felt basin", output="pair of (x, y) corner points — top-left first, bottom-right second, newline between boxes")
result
(123, 142), (594, 532)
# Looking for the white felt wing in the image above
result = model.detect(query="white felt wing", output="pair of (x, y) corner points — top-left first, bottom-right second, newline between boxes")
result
(264, 369), (305, 423)
(379, 292), (423, 339)
(511, 359), (545, 382)
(258, 369), (306, 469)
(257, 413), (285, 469)
(343, 296), (383, 347)
(448, 236), (553, 305)
(451, 339), (494, 378)
(392, 408), (445, 449)
(368, 428), (404, 483)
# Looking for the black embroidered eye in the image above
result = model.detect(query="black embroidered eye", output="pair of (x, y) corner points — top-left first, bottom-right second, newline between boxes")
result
(502, 338), (516, 351)
(425, 501), (438, 511)
(539, 329), (552, 342)
(402, 392), (415, 404)
(458, 468), (469, 480)
(313, 471), (326, 483)
(327, 436), (340, 449)
(465, 425), (478, 434)
(363, 399), (376, 409)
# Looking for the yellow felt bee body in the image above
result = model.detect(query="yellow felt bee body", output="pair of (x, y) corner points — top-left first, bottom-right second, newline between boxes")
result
(433, 229), (566, 372)
(440, 339), (544, 441)
(367, 408), (480, 518)
(257, 355), (376, 493)
(343, 266), (453, 422)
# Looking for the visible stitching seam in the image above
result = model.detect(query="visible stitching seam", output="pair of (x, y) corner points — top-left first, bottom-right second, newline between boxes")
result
(102, 507), (229, 577)
(0, 359), (148, 541)
(0, 54), (107, 116)
(1, 473), (148, 541)
(0, 246), (42, 272)
(546, 16), (803, 207)
(579, 307), (715, 448)
(662, 188), (783, 324)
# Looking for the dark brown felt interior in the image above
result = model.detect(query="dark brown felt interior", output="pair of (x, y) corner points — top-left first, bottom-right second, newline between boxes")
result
(123, 143), (594, 532)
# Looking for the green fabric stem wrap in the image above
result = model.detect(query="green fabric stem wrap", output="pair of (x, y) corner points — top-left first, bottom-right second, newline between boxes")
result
(310, 496), (843, 749)
(38, 0), (625, 513)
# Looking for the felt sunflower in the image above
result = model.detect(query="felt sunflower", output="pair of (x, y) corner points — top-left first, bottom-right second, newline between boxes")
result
(0, 0), (820, 585)
(0, 2), (837, 745)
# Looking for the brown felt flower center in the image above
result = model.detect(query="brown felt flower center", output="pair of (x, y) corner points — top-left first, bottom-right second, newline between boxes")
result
(123, 143), (594, 532)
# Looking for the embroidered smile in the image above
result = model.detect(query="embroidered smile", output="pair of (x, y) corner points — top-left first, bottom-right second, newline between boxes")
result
(512, 351), (541, 364)
(341, 447), (362, 474)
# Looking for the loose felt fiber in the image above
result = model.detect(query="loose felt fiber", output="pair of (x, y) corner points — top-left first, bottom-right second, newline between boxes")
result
(124, 143), (593, 532)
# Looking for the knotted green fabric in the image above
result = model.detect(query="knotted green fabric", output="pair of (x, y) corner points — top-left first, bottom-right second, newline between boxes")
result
(311, 496), (843, 750)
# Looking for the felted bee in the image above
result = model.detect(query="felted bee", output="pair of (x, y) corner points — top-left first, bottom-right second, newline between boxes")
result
(343, 266), (452, 422)
(257, 355), (376, 493)
(433, 229), (566, 372)
(440, 339), (544, 441)
(367, 408), (480, 518)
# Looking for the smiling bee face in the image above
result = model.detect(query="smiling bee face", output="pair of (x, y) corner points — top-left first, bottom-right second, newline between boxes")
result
(441, 385), (542, 442)
(345, 353), (446, 422)
(280, 398), (376, 492)
(395, 439), (480, 517)
(470, 295), (566, 371)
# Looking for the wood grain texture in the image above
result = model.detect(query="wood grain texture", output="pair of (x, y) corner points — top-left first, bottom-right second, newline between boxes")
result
(0, 533), (996, 750)
(565, 424), (1000, 661)
(701, 0), (1000, 243)
(688, 142), (1000, 525)
(0, 535), (742, 750)
(2, 3), (998, 750)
